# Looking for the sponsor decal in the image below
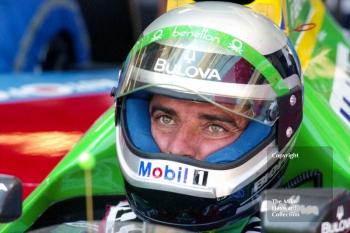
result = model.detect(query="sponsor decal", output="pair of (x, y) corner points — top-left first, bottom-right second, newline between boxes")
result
(138, 161), (208, 186)
(253, 159), (285, 193)
(151, 29), (164, 42)
(134, 26), (250, 58)
(228, 39), (244, 55)
(172, 26), (220, 44)
(193, 170), (208, 186)
(321, 205), (350, 233)
(154, 58), (221, 81)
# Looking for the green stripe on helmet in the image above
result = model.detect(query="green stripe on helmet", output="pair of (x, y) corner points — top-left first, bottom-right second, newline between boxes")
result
(131, 25), (289, 96)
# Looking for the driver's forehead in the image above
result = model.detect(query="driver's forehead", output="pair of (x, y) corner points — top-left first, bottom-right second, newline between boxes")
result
(149, 94), (240, 118)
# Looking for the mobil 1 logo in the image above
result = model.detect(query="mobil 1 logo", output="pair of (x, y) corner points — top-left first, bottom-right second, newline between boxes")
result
(193, 170), (208, 186)
(138, 160), (208, 186)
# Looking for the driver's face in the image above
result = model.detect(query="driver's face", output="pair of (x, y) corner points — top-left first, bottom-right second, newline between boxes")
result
(149, 95), (249, 160)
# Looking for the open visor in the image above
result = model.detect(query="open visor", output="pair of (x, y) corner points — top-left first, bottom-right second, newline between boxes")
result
(116, 32), (300, 125)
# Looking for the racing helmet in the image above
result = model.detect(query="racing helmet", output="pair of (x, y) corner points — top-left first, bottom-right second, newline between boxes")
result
(113, 1), (303, 231)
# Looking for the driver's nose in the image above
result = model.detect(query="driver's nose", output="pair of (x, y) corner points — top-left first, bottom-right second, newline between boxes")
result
(164, 124), (198, 159)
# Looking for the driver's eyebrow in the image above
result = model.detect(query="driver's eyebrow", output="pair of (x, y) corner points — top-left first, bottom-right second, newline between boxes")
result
(150, 104), (177, 116)
(199, 113), (239, 128)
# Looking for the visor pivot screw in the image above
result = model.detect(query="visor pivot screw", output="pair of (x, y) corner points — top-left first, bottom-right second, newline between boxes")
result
(286, 127), (293, 138)
(290, 95), (296, 106)
(267, 102), (278, 121)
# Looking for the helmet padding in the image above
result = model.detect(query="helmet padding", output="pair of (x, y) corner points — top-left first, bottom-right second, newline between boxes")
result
(125, 97), (272, 163)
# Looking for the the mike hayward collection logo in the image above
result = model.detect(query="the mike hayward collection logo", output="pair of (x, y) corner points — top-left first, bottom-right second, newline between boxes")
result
(138, 161), (208, 186)
(321, 205), (350, 233)
(260, 194), (319, 218)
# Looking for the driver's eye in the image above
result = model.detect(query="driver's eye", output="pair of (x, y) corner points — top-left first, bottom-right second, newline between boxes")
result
(159, 115), (175, 125)
(207, 125), (225, 134)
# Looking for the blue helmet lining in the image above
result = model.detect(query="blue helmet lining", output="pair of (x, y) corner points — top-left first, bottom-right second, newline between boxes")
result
(125, 97), (272, 164)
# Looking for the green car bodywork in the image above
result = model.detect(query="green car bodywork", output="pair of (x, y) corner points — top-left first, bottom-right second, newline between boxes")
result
(2, 0), (350, 232)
